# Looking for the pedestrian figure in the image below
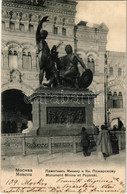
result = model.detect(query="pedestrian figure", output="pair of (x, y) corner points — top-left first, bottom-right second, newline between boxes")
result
(110, 132), (119, 154)
(97, 125), (112, 160)
(22, 121), (33, 134)
(81, 127), (90, 156)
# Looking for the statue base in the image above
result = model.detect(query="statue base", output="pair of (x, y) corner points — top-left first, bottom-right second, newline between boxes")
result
(30, 87), (97, 136)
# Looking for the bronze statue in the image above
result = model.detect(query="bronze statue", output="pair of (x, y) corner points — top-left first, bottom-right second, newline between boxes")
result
(36, 16), (59, 87)
(58, 45), (93, 88)
(36, 16), (93, 89)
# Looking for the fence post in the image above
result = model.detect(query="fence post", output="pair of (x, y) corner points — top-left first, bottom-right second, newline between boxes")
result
(73, 136), (76, 153)
(48, 137), (52, 154)
(22, 134), (26, 156)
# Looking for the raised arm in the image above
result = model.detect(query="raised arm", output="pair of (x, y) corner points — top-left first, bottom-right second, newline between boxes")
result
(36, 16), (49, 44)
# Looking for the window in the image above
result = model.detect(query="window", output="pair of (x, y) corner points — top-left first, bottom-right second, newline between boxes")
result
(9, 50), (13, 55)
(113, 92), (117, 96)
(113, 100), (117, 108)
(87, 55), (95, 74)
(31, 0), (39, 4)
(118, 92), (122, 96)
(54, 26), (58, 34)
(63, 18), (65, 25)
(29, 24), (34, 33)
(1, 52), (3, 67)
(62, 27), (66, 36)
(118, 68), (122, 76)
(2, 21), (5, 30)
(62, 18), (66, 36)
(10, 22), (15, 31)
(19, 23), (25, 32)
(9, 50), (18, 69)
(108, 91), (123, 109)
(118, 92), (123, 108)
(23, 51), (26, 56)
(53, 17), (58, 35)
(23, 51), (32, 70)
(108, 91), (113, 108)
(14, 51), (17, 55)
(112, 92), (118, 108)
(109, 67), (113, 76)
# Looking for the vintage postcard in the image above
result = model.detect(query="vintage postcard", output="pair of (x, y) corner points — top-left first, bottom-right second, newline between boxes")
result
(1, 0), (126, 194)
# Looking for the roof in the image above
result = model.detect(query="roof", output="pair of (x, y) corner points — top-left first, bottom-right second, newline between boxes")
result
(77, 21), (88, 26)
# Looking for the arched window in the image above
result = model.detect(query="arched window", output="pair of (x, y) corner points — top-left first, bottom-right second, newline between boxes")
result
(62, 27), (66, 36)
(8, 49), (18, 69)
(62, 18), (66, 36)
(53, 17), (58, 35)
(9, 50), (13, 55)
(113, 100), (117, 108)
(118, 92), (123, 108)
(87, 55), (95, 74)
(54, 27), (58, 34)
(23, 51), (26, 56)
(108, 91), (123, 109)
(113, 92), (117, 96)
(10, 21), (15, 31)
(108, 91), (112, 96)
(118, 68), (122, 76)
(112, 92), (119, 108)
(29, 24), (34, 33)
(19, 23), (25, 32)
(28, 52), (31, 56)
(31, 0), (39, 4)
(23, 50), (32, 70)
(2, 21), (5, 30)
(109, 67), (113, 76)
(54, 17), (57, 24)
(14, 51), (17, 55)
(118, 92), (122, 96)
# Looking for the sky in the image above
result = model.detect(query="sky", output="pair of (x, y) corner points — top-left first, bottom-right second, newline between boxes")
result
(76, 1), (126, 52)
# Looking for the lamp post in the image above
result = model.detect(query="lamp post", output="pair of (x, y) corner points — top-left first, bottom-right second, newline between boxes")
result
(107, 111), (111, 127)
(104, 51), (109, 128)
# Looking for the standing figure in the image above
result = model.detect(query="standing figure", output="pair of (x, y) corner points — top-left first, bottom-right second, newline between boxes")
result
(81, 127), (90, 156)
(110, 132), (119, 154)
(97, 125), (112, 159)
(36, 16), (59, 87)
(22, 121), (33, 134)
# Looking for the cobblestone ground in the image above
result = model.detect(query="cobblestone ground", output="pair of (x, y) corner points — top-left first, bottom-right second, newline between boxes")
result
(1, 149), (126, 170)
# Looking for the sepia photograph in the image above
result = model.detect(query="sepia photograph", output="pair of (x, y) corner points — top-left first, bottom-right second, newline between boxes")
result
(1, 0), (126, 193)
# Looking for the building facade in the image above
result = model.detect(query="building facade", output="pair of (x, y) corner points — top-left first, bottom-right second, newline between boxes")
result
(1, 0), (126, 133)
(107, 51), (126, 128)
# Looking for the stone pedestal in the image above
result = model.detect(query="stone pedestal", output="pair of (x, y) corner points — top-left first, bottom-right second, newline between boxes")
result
(30, 88), (97, 136)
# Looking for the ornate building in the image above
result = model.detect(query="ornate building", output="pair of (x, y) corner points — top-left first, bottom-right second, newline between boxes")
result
(107, 51), (126, 128)
(1, 0), (125, 133)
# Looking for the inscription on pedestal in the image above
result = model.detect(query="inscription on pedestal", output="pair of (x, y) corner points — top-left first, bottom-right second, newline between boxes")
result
(47, 107), (86, 124)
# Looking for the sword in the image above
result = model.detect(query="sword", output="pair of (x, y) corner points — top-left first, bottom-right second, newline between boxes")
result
(56, 42), (64, 50)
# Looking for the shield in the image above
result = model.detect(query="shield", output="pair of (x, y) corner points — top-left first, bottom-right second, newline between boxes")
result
(79, 69), (93, 88)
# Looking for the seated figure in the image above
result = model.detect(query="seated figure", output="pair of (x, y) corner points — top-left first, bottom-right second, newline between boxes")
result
(58, 45), (86, 88)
